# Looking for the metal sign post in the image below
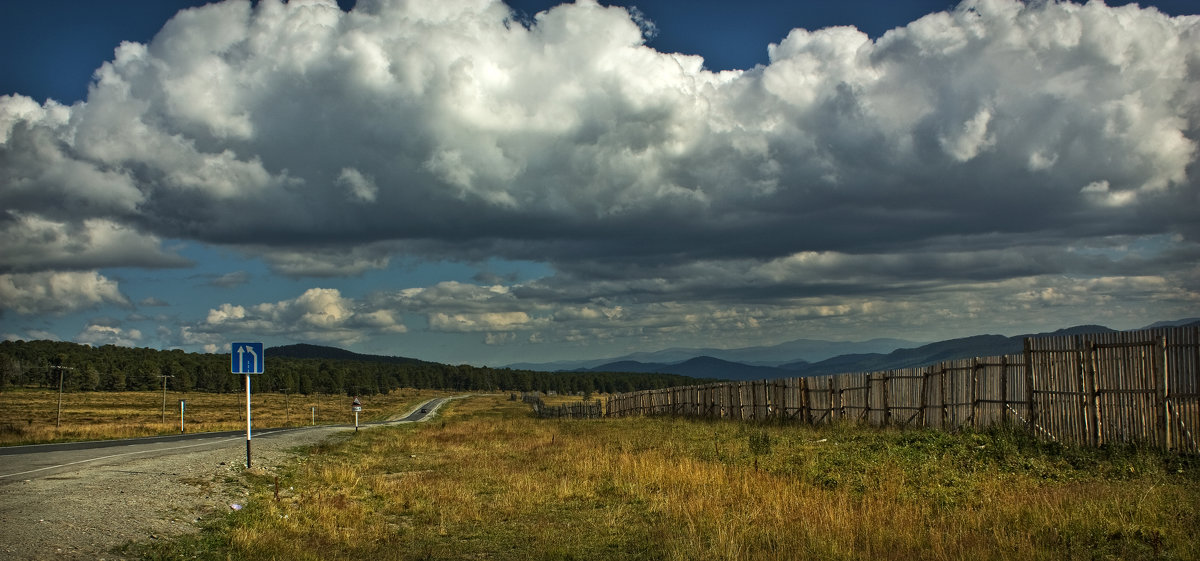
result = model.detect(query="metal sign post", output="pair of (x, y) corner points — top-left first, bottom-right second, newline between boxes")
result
(180, 399), (186, 434)
(231, 342), (265, 468)
(245, 373), (251, 466)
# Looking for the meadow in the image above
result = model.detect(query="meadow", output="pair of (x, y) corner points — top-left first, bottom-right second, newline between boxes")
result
(126, 394), (1199, 561)
(0, 388), (451, 446)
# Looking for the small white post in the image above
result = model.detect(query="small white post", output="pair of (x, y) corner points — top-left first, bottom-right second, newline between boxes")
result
(180, 399), (186, 434)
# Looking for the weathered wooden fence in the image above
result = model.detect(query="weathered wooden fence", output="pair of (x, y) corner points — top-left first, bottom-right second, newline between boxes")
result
(526, 393), (605, 419)
(599, 327), (1200, 453)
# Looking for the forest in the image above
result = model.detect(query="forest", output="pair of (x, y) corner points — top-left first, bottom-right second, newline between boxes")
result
(0, 340), (702, 397)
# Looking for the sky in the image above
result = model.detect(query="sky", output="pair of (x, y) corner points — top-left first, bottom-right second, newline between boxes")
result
(1, 0), (1198, 367)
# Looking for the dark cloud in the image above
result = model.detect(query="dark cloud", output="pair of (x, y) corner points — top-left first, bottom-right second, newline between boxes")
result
(1, 0), (1197, 347)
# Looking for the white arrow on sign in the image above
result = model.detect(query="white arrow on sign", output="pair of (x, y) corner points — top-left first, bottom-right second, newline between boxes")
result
(237, 345), (259, 374)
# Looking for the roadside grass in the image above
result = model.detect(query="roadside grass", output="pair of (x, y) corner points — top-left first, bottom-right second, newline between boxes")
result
(0, 388), (450, 446)
(129, 395), (1199, 560)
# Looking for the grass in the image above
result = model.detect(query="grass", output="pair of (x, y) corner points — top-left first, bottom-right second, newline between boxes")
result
(0, 388), (451, 446)
(127, 395), (1199, 560)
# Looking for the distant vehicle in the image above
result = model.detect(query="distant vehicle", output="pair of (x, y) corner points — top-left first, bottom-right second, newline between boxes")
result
(420, 408), (428, 414)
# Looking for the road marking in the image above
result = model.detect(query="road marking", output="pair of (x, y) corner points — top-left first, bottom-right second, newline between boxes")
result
(0, 436), (244, 480)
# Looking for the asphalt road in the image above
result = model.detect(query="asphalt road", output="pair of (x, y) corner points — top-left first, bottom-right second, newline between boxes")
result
(0, 397), (449, 483)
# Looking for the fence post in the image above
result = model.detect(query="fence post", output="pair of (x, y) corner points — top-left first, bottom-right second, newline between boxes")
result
(1000, 355), (1009, 424)
(940, 364), (949, 429)
(919, 367), (929, 427)
(970, 358), (980, 429)
(881, 370), (891, 426)
(864, 372), (873, 423)
(1084, 340), (1101, 447)
(1158, 335), (1170, 451)
(1024, 337), (1037, 436)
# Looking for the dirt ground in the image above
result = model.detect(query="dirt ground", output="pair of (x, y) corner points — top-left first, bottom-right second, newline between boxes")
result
(0, 424), (354, 560)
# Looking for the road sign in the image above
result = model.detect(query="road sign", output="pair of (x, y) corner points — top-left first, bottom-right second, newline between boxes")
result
(231, 342), (264, 374)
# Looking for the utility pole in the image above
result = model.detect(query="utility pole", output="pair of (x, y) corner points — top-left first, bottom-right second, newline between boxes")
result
(50, 365), (75, 429)
(159, 374), (175, 424)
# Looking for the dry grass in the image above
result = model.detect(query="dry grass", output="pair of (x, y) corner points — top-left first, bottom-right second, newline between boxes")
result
(129, 395), (1200, 560)
(0, 388), (451, 446)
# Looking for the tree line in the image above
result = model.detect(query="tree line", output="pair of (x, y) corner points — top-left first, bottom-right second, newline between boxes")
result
(0, 340), (702, 396)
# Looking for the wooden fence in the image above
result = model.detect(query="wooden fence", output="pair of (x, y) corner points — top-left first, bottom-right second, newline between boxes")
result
(598, 327), (1200, 453)
(525, 393), (605, 419)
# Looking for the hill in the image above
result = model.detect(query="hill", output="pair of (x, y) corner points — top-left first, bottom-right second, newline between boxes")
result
(585, 356), (789, 381)
(268, 343), (429, 365)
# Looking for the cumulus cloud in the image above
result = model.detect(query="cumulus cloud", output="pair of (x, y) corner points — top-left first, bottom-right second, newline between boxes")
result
(195, 287), (406, 345)
(1, 0), (1192, 278)
(0, 271), (132, 315)
(1, 0), (1197, 353)
(76, 323), (143, 347)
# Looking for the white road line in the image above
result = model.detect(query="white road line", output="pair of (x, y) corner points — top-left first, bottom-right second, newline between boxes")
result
(0, 435), (244, 480)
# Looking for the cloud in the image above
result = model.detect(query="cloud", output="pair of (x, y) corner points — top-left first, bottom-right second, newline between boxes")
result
(195, 287), (406, 345)
(76, 323), (143, 347)
(0, 271), (132, 315)
(0, 212), (191, 273)
(202, 270), (251, 288)
(0, 0), (1197, 349)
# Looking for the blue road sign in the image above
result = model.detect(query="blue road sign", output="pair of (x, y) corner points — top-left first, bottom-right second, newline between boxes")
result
(231, 342), (264, 374)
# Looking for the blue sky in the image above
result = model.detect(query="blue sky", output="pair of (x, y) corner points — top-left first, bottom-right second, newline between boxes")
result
(1, 0), (1198, 366)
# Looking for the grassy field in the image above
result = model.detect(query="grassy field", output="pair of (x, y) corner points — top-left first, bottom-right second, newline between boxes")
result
(0, 388), (451, 446)
(123, 394), (1200, 561)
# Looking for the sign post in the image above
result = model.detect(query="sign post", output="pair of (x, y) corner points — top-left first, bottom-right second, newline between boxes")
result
(180, 399), (186, 434)
(352, 397), (362, 432)
(231, 342), (264, 468)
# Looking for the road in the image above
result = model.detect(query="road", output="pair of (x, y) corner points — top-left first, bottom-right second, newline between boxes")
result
(0, 396), (449, 483)
(0, 397), (453, 560)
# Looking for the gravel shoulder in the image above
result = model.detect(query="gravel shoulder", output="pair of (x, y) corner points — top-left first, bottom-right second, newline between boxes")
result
(0, 398), (449, 560)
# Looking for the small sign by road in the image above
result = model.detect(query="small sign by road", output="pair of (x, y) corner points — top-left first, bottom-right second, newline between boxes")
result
(231, 342), (264, 374)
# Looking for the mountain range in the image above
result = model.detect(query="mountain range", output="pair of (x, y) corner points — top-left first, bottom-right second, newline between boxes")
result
(516, 319), (1200, 381)
(269, 319), (1199, 383)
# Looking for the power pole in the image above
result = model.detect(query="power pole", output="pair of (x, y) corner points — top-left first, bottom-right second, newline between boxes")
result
(159, 374), (175, 424)
(51, 365), (75, 429)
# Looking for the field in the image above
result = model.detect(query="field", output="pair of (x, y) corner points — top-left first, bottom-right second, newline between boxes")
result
(126, 394), (1200, 561)
(0, 388), (452, 446)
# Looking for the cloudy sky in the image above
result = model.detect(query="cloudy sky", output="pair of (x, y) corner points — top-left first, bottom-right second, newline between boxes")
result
(2, 0), (1198, 366)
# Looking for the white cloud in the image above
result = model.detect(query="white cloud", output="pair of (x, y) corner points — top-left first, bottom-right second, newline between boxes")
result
(196, 287), (406, 344)
(76, 324), (143, 347)
(0, 271), (131, 315)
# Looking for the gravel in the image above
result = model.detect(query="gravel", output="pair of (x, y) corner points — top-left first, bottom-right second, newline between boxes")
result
(0, 425), (361, 560)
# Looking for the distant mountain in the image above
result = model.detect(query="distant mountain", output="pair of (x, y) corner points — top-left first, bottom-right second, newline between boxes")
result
(508, 336), (923, 371)
(1141, 318), (1200, 329)
(575, 324), (1155, 381)
(268, 343), (429, 365)
(780, 334), (1019, 376)
(780, 326), (1127, 376)
(587, 356), (790, 381)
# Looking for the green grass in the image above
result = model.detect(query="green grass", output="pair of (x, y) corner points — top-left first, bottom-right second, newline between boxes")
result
(125, 396), (1200, 560)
